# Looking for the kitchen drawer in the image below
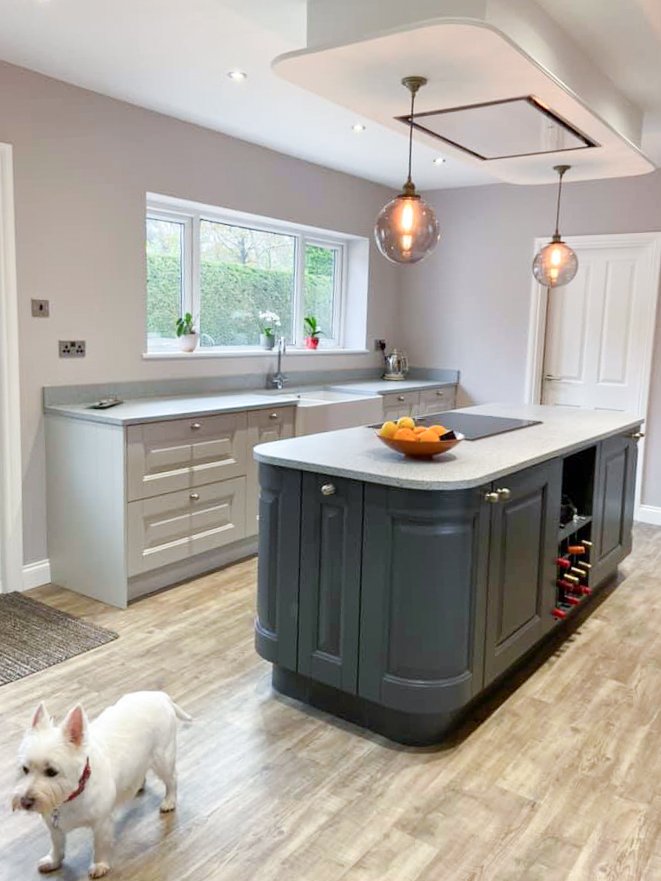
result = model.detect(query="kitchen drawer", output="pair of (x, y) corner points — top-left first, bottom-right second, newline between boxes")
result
(415, 387), (456, 416)
(382, 390), (419, 422)
(127, 477), (247, 575)
(246, 407), (295, 537)
(127, 412), (248, 501)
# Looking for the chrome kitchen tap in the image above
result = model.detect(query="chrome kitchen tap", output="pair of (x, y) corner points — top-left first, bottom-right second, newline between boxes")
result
(269, 336), (287, 389)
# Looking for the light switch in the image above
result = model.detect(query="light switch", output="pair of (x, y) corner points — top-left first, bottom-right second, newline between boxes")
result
(31, 299), (50, 317)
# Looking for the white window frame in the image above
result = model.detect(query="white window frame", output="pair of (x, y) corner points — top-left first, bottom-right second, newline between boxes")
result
(146, 195), (349, 353)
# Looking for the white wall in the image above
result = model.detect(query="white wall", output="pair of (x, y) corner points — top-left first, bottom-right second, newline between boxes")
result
(0, 61), (401, 564)
(399, 172), (661, 507)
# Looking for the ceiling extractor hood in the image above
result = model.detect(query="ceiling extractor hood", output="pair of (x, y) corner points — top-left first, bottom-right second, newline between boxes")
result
(273, 0), (655, 185)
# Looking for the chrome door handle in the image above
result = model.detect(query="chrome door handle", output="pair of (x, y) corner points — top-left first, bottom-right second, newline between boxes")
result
(191, 422), (202, 430)
(484, 491), (500, 503)
(629, 431), (645, 440)
(321, 483), (336, 496)
(497, 488), (511, 501)
(543, 375), (561, 381)
(189, 492), (200, 501)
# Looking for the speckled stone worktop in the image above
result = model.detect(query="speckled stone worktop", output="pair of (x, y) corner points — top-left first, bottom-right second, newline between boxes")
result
(254, 404), (643, 490)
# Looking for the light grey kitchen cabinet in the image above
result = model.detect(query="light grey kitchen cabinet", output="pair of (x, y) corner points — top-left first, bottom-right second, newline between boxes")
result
(127, 412), (247, 501)
(246, 407), (295, 537)
(381, 386), (457, 422)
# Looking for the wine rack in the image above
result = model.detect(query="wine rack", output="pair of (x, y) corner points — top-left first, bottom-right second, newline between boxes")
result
(553, 447), (595, 621)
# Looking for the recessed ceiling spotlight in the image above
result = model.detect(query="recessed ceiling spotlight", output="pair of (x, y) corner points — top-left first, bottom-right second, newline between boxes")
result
(352, 123), (366, 133)
(227, 70), (247, 82)
(433, 157), (446, 165)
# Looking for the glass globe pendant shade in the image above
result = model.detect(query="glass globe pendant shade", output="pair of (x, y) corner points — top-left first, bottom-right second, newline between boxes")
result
(374, 190), (440, 264)
(532, 236), (578, 287)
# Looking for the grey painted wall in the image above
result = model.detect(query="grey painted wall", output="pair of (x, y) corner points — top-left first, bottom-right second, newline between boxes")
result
(398, 172), (661, 507)
(0, 62), (401, 564)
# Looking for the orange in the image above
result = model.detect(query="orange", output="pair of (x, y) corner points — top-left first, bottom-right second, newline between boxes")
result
(413, 426), (427, 435)
(396, 416), (415, 430)
(429, 424), (448, 437)
(418, 429), (441, 443)
(379, 420), (398, 439)
(393, 427), (417, 441)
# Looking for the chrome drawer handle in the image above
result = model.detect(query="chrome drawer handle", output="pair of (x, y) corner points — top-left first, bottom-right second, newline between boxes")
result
(629, 431), (645, 440)
(321, 483), (336, 496)
(497, 488), (511, 501)
(191, 422), (201, 430)
(397, 395), (405, 402)
(189, 492), (200, 501)
(269, 412), (279, 420)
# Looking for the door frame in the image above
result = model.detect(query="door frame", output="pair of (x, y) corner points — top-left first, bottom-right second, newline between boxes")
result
(524, 231), (661, 517)
(0, 143), (23, 593)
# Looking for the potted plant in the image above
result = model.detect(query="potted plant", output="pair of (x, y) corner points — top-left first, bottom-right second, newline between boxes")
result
(258, 311), (281, 350)
(303, 315), (324, 350)
(175, 312), (198, 352)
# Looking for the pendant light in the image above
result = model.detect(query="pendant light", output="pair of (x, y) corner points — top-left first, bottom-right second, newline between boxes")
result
(532, 165), (578, 287)
(374, 76), (440, 264)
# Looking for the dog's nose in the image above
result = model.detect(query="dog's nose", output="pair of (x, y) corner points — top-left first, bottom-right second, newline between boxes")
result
(20, 796), (35, 810)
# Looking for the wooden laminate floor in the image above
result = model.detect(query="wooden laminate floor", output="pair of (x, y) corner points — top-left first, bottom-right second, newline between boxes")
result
(2, 525), (661, 881)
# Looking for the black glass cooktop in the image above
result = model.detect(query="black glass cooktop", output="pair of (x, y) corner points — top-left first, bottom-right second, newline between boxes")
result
(417, 411), (541, 440)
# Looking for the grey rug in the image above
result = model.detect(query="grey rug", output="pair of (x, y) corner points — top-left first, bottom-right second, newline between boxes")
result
(0, 592), (118, 685)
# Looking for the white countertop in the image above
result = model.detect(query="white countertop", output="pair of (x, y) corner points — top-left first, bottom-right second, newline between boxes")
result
(44, 392), (300, 425)
(328, 379), (455, 395)
(254, 404), (643, 490)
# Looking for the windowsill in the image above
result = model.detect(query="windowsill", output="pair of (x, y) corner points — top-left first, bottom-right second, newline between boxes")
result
(143, 348), (370, 360)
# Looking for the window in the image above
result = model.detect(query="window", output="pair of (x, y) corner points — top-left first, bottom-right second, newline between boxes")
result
(145, 196), (357, 353)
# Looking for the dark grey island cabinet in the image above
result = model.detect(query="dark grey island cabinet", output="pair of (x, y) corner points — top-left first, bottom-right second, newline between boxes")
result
(254, 407), (642, 745)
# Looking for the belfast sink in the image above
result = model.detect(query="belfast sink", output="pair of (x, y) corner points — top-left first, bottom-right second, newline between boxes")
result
(263, 387), (383, 436)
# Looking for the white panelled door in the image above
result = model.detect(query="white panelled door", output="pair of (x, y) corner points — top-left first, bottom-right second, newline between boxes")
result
(540, 237), (660, 413)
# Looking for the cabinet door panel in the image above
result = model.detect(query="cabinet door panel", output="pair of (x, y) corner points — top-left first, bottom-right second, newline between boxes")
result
(483, 460), (561, 685)
(592, 434), (637, 583)
(189, 477), (246, 556)
(127, 490), (192, 575)
(298, 474), (363, 692)
(382, 391), (418, 422)
(415, 387), (456, 417)
(246, 408), (295, 537)
(255, 465), (301, 669)
(360, 485), (490, 713)
(127, 412), (247, 501)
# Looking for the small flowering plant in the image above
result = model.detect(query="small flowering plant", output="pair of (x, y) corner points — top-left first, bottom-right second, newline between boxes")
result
(259, 311), (281, 338)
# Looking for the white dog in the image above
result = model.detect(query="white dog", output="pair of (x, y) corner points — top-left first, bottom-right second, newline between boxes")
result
(12, 691), (191, 878)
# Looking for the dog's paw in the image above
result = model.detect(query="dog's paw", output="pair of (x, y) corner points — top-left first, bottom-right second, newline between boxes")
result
(159, 797), (176, 813)
(88, 862), (110, 878)
(38, 856), (63, 874)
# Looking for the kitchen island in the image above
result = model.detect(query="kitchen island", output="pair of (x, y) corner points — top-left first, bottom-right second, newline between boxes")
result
(253, 404), (643, 744)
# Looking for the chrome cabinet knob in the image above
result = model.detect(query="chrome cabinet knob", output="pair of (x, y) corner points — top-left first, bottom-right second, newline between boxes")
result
(484, 491), (501, 503)
(321, 483), (336, 496)
(269, 412), (279, 420)
(629, 431), (645, 440)
(397, 395), (405, 402)
(189, 492), (200, 501)
(191, 422), (201, 430)
(436, 390), (445, 396)
(497, 488), (511, 501)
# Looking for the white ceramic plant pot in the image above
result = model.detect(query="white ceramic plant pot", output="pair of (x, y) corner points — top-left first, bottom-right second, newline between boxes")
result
(179, 333), (198, 353)
(260, 333), (276, 350)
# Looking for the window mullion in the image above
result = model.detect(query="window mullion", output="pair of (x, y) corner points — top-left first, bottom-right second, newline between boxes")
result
(294, 234), (305, 346)
(190, 215), (200, 326)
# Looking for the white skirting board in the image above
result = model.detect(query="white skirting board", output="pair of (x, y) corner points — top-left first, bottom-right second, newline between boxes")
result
(21, 559), (51, 591)
(636, 505), (661, 526)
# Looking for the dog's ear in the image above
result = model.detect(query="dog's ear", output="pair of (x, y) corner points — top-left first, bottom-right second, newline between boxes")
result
(31, 702), (52, 731)
(61, 705), (87, 747)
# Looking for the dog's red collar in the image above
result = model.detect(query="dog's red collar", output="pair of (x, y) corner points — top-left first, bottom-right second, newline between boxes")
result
(64, 758), (91, 803)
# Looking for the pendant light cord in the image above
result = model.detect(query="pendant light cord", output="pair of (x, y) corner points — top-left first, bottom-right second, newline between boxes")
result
(406, 86), (416, 186)
(553, 165), (569, 238)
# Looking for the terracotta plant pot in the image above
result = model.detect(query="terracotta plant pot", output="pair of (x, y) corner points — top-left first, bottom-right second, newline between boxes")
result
(305, 336), (320, 350)
(178, 333), (198, 353)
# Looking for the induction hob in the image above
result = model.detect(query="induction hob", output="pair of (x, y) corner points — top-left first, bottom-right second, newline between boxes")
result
(416, 411), (541, 440)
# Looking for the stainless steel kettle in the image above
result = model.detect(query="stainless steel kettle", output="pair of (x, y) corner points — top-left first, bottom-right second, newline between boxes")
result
(383, 348), (409, 381)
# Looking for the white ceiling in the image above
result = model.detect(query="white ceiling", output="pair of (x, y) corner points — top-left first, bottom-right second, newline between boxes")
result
(0, 0), (659, 189)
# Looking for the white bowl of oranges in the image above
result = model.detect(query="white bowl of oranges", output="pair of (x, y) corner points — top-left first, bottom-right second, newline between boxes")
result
(376, 416), (463, 459)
